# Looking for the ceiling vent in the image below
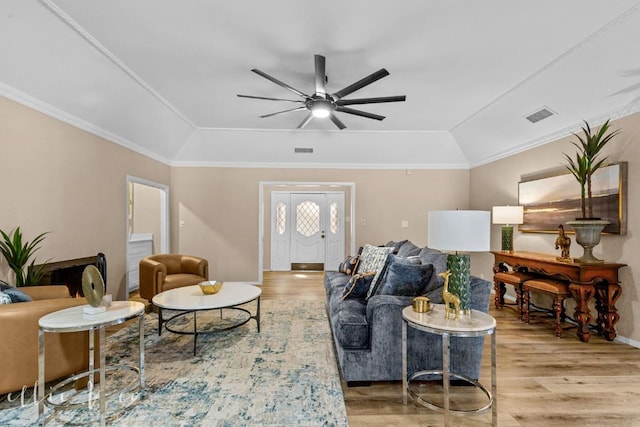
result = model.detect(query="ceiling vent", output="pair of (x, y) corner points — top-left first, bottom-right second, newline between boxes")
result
(294, 147), (314, 154)
(526, 107), (555, 123)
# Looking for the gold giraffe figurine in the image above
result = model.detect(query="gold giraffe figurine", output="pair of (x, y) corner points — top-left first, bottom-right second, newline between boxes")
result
(439, 270), (460, 320)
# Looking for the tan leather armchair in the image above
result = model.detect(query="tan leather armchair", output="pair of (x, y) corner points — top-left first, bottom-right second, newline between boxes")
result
(139, 254), (209, 302)
(0, 285), (91, 395)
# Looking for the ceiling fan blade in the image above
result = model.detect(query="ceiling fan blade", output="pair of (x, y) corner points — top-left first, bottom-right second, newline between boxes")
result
(335, 106), (385, 121)
(251, 68), (308, 99)
(260, 106), (307, 118)
(237, 94), (304, 103)
(336, 95), (406, 106)
(329, 113), (346, 130)
(314, 54), (327, 96)
(332, 68), (390, 100)
(297, 113), (314, 129)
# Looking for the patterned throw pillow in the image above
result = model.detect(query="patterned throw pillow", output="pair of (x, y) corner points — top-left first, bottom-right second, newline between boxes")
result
(342, 272), (376, 300)
(0, 283), (32, 303)
(356, 244), (395, 300)
(0, 291), (12, 305)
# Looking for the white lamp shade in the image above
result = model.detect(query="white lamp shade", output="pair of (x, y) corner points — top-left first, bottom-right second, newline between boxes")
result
(428, 210), (491, 252)
(492, 205), (524, 225)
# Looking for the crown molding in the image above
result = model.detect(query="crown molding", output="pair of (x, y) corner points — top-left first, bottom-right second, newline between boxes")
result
(0, 84), (172, 166)
(468, 101), (640, 169)
(169, 160), (470, 170)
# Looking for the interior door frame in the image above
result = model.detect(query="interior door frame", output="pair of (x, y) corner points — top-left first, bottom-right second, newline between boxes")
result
(126, 175), (170, 293)
(258, 181), (356, 284)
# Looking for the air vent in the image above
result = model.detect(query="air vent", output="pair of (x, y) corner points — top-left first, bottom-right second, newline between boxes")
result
(526, 107), (555, 123)
(294, 147), (313, 154)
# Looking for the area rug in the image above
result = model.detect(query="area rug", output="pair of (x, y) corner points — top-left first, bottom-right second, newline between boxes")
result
(0, 300), (349, 426)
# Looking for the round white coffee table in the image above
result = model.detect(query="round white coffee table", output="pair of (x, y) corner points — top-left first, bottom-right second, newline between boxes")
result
(402, 304), (497, 427)
(38, 301), (145, 427)
(152, 282), (261, 355)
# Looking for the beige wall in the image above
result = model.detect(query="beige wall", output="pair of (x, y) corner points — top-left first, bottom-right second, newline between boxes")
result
(470, 112), (640, 343)
(171, 167), (470, 281)
(132, 182), (162, 253)
(0, 96), (171, 300)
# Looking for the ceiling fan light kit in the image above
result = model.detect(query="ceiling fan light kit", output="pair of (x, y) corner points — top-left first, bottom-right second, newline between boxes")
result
(238, 54), (406, 129)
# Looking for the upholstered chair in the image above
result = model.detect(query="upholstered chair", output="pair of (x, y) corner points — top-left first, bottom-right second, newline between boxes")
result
(139, 254), (209, 302)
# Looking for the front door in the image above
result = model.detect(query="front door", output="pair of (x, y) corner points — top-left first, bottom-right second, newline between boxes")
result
(290, 193), (326, 268)
(270, 191), (345, 271)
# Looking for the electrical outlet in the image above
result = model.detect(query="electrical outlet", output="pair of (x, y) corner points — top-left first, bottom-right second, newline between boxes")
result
(179, 220), (185, 228)
(401, 220), (409, 228)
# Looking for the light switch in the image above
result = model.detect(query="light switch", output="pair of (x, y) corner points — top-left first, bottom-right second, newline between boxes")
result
(179, 220), (185, 228)
(401, 220), (409, 228)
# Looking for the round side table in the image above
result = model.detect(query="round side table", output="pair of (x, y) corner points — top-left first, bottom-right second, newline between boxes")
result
(402, 304), (497, 426)
(38, 301), (145, 427)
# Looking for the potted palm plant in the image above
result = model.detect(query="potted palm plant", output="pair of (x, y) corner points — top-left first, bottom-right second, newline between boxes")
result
(0, 227), (49, 286)
(564, 119), (620, 263)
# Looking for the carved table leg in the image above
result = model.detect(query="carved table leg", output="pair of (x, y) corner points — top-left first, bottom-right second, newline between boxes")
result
(569, 283), (595, 342)
(595, 281), (622, 341)
(494, 279), (506, 309)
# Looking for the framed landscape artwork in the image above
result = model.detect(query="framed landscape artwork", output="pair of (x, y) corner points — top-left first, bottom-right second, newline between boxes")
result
(518, 162), (627, 234)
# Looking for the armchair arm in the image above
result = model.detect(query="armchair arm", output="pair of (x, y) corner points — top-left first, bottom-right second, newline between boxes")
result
(180, 256), (209, 279)
(139, 258), (166, 301)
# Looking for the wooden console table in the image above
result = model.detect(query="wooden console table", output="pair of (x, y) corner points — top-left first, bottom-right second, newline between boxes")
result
(491, 251), (626, 342)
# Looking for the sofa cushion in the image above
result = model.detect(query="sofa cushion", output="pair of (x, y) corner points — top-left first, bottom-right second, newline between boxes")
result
(357, 245), (395, 299)
(397, 241), (421, 257)
(384, 240), (408, 253)
(418, 247), (449, 290)
(376, 262), (434, 297)
(332, 299), (369, 349)
(342, 272), (375, 300)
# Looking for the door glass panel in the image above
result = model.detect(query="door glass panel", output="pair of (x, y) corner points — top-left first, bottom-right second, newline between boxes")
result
(276, 202), (286, 235)
(296, 201), (320, 237)
(330, 202), (339, 234)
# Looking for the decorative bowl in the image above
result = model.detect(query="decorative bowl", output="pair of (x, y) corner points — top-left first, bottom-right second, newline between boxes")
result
(199, 281), (223, 295)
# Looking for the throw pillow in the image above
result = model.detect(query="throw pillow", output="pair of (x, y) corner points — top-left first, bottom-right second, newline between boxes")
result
(356, 245), (396, 299)
(338, 255), (360, 276)
(0, 291), (12, 305)
(375, 262), (434, 297)
(0, 283), (33, 303)
(342, 272), (376, 300)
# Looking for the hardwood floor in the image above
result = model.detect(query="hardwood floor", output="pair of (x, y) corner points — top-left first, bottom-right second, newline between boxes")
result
(128, 273), (640, 425)
(258, 271), (640, 427)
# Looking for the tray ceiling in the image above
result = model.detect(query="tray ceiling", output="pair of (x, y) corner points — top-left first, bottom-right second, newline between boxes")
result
(1, 0), (639, 167)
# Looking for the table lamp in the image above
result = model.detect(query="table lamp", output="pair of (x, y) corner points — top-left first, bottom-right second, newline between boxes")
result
(428, 210), (491, 315)
(492, 205), (524, 252)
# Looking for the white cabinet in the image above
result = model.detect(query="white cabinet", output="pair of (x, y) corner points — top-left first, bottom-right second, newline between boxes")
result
(127, 233), (153, 293)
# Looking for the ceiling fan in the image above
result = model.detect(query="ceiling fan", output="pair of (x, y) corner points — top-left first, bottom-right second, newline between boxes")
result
(237, 54), (406, 130)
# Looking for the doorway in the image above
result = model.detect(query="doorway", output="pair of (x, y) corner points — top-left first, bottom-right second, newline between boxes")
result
(271, 192), (345, 271)
(126, 175), (170, 294)
(259, 181), (356, 283)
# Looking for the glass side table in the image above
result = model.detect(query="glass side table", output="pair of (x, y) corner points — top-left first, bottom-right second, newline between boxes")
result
(402, 304), (497, 426)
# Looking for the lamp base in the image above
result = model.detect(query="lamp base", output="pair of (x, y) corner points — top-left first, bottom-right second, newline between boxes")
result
(501, 225), (514, 252)
(445, 254), (471, 314)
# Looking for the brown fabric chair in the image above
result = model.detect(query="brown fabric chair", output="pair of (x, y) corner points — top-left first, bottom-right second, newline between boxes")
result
(139, 254), (209, 302)
(0, 285), (91, 395)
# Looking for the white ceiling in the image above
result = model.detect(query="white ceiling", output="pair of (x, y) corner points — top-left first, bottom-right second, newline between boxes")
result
(2, 1), (640, 168)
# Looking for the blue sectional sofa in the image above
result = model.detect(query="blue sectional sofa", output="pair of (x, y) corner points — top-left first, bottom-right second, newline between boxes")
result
(324, 240), (492, 385)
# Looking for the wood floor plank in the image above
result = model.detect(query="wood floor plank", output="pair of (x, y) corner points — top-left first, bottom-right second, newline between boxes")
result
(130, 271), (640, 426)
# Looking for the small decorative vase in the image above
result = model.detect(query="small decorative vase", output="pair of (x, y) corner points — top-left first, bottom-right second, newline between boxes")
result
(566, 219), (609, 264)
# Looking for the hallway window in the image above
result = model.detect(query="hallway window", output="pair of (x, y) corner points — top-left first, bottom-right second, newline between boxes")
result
(276, 202), (287, 235)
(330, 202), (339, 234)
